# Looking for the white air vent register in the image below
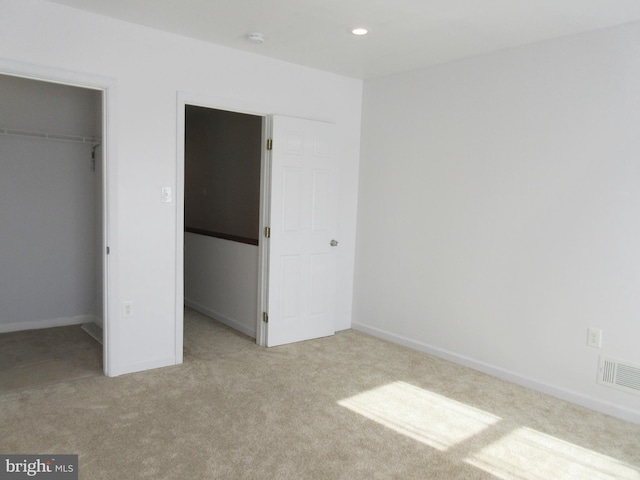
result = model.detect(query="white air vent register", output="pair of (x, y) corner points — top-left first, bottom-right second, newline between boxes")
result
(597, 356), (640, 396)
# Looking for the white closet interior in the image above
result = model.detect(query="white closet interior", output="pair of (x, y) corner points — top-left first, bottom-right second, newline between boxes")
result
(0, 74), (104, 345)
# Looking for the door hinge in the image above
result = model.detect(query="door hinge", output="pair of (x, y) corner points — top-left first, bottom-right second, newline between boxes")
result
(106, 246), (110, 255)
(262, 312), (269, 323)
(264, 227), (271, 238)
(266, 138), (273, 150)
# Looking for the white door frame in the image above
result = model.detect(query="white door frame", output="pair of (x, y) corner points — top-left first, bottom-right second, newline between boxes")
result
(257, 115), (272, 347)
(0, 59), (117, 376)
(175, 93), (275, 360)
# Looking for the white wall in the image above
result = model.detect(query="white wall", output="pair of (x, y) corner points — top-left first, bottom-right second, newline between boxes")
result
(0, 74), (101, 136)
(0, 0), (362, 375)
(354, 22), (640, 423)
(184, 234), (258, 338)
(0, 74), (102, 332)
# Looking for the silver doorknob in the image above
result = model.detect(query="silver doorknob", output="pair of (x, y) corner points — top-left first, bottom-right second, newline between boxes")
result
(330, 239), (339, 247)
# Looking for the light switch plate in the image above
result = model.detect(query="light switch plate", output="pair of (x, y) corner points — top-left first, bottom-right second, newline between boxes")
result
(161, 186), (172, 203)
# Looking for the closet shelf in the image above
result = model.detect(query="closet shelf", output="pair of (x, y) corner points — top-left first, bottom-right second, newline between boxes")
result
(0, 127), (100, 145)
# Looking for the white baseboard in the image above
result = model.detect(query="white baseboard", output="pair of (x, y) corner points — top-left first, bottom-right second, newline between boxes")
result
(352, 321), (640, 425)
(185, 298), (256, 339)
(81, 321), (103, 344)
(0, 314), (96, 334)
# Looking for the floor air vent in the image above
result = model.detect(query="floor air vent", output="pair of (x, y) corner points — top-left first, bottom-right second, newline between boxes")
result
(597, 356), (640, 396)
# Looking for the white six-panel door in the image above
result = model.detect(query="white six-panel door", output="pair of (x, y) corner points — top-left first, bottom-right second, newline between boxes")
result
(265, 115), (339, 347)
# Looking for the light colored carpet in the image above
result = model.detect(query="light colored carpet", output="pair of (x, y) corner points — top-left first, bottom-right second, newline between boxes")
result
(0, 323), (102, 393)
(1, 308), (639, 479)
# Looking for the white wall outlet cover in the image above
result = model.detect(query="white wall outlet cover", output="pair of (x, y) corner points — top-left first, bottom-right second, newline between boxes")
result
(587, 327), (602, 348)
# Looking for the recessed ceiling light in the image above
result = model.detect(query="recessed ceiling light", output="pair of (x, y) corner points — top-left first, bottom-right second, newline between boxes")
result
(351, 28), (368, 36)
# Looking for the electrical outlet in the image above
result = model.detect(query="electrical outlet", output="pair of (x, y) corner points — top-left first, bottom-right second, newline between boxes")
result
(123, 301), (133, 318)
(587, 327), (602, 348)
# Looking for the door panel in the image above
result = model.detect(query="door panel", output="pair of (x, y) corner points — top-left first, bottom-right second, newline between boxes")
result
(283, 168), (303, 232)
(266, 116), (338, 347)
(310, 253), (329, 314)
(312, 170), (330, 231)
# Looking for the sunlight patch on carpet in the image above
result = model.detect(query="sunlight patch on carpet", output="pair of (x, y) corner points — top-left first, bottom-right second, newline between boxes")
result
(338, 381), (501, 451)
(465, 426), (640, 480)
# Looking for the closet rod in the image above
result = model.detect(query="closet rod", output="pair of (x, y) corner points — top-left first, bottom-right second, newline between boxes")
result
(0, 127), (100, 145)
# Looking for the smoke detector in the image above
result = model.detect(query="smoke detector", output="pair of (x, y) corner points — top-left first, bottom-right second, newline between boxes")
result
(247, 32), (265, 44)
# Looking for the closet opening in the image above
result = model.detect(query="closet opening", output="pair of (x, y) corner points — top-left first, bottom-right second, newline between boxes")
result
(0, 73), (107, 386)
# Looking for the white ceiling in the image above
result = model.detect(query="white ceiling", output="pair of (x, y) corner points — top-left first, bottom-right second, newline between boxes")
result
(48, 0), (640, 79)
